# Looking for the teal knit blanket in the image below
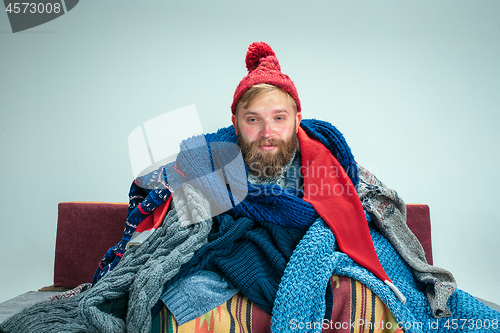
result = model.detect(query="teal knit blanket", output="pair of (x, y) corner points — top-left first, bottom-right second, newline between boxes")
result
(272, 217), (500, 332)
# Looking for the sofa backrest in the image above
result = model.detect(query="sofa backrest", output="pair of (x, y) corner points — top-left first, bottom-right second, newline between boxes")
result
(53, 202), (433, 288)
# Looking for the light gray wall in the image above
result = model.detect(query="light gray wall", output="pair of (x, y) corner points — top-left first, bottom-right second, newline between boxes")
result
(1, 0), (499, 305)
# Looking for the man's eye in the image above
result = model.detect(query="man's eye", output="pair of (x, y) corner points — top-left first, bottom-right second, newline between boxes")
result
(276, 116), (285, 121)
(248, 118), (257, 123)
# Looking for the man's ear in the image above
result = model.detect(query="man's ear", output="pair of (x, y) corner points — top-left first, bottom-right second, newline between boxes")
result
(231, 114), (238, 135)
(295, 112), (303, 132)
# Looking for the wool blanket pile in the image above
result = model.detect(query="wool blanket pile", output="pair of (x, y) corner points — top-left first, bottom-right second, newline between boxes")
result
(93, 119), (452, 313)
(94, 119), (395, 291)
(1, 119), (497, 333)
(93, 119), (361, 284)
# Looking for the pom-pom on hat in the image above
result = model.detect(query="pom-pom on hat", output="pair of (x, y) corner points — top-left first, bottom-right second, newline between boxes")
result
(231, 42), (301, 114)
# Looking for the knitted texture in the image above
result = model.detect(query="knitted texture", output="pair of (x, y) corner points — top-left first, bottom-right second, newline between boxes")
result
(161, 270), (238, 325)
(357, 164), (457, 317)
(160, 213), (306, 316)
(271, 219), (500, 333)
(159, 119), (389, 309)
(271, 166), (500, 332)
(300, 119), (358, 186)
(0, 294), (86, 333)
(271, 218), (336, 332)
(93, 118), (359, 284)
(0, 184), (213, 333)
(93, 171), (171, 283)
(231, 42), (301, 114)
(154, 154), (307, 320)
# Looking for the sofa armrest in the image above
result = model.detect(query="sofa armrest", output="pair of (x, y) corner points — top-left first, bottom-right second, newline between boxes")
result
(53, 202), (128, 288)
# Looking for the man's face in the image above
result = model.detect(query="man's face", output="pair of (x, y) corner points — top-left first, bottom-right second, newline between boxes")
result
(232, 90), (302, 178)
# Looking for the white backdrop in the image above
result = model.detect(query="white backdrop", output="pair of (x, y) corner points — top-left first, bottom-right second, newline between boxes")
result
(1, 0), (499, 305)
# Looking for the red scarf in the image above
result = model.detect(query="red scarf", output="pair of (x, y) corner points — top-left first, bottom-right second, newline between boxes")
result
(298, 127), (392, 285)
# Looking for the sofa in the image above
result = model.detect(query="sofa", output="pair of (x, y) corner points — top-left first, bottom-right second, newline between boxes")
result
(0, 201), (498, 324)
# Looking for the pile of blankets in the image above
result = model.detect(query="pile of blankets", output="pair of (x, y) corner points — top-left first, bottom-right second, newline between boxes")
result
(1, 119), (499, 333)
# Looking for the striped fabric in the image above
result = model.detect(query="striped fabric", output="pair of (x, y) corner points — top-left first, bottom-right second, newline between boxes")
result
(329, 275), (403, 333)
(151, 275), (403, 333)
(152, 293), (270, 333)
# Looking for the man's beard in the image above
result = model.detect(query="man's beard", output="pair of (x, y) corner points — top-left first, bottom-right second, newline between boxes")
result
(237, 126), (298, 179)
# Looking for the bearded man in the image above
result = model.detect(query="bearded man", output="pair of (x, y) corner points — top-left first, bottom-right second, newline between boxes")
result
(2, 42), (498, 333)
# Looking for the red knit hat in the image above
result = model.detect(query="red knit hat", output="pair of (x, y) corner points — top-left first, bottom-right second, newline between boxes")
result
(231, 42), (301, 114)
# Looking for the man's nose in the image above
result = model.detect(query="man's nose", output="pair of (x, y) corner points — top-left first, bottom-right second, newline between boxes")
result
(260, 121), (274, 138)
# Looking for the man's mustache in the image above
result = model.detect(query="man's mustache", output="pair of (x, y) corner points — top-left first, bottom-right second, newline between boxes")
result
(255, 138), (282, 148)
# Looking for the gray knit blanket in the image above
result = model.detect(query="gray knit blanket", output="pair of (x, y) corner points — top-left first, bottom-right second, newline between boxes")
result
(0, 184), (213, 333)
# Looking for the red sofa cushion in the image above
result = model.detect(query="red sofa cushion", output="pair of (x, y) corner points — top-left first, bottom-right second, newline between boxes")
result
(53, 202), (433, 288)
